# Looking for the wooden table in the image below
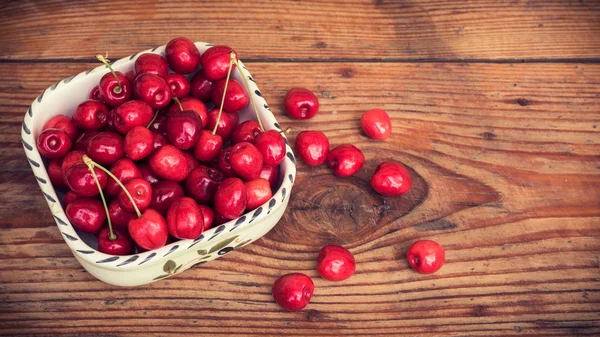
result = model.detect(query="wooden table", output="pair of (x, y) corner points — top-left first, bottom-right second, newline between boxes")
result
(1, 1), (599, 336)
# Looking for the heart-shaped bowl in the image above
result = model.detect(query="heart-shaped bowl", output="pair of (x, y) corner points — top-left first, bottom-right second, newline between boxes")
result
(21, 42), (296, 287)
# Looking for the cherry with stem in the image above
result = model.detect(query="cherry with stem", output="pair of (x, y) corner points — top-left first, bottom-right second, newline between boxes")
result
(212, 52), (236, 135)
(231, 56), (264, 132)
(96, 53), (123, 95)
(147, 110), (159, 128)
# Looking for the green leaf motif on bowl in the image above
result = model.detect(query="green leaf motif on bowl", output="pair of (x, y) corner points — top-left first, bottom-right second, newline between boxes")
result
(208, 236), (238, 254)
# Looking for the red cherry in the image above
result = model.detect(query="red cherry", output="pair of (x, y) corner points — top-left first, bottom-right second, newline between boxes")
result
(65, 163), (107, 197)
(228, 112), (239, 128)
(86, 131), (125, 166)
(97, 227), (134, 256)
(370, 161), (412, 196)
(43, 114), (79, 141)
(165, 73), (191, 98)
(193, 130), (223, 163)
(185, 165), (224, 205)
(138, 162), (159, 185)
(47, 158), (66, 189)
(98, 71), (132, 107)
(128, 209), (168, 251)
(134, 73), (172, 109)
(190, 71), (213, 102)
(134, 53), (169, 78)
(165, 37), (201, 74)
(230, 142), (264, 181)
(183, 152), (201, 174)
(113, 100), (154, 134)
(295, 130), (329, 166)
(327, 144), (365, 177)
(37, 128), (72, 159)
(198, 204), (215, 231)
(169, 97), (208, 129)
(231, 120), (262, 144)
(153, 132), (169, 152)
(284, 88), (319, 119)
(61, 150), (85, 184)
(63, 190), (79, 207)
(118, 178), (152, 213)
(361, 108), (392, 140)
(245, 178), (272, 210)
(106, 158), (141, 196)
(123, 126), (154, 161)
(259, 164), (279, 190)
(74, 131), (100, 152)
(150, 180), (185, 215)
(148, 112), (168, 135)
(213, 211), (229, 226)
(317, 245), (356, 281)
(65, 198), (106, 233)
(272, 273), (314, 311)
(407, 240), (445, 274)
(108, 199), (137, 230)
(166, 197), (204, 239)
(89, 86), (102, 101)
(166, 110), (202, 150)
(106, 108), (117, 131)
(211, 79), (249, 114)
(214, 177), (247, 220)
(205, 108), (235, 141)
(254, 130), (286, 166)
(149, 144), (188, 182)
(73, 100), (109, 130)
(217, 146), (236, 178)
(199, 45), (238, 81)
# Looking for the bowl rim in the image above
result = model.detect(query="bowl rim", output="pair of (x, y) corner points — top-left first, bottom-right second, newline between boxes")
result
(21, 41), (296, 271)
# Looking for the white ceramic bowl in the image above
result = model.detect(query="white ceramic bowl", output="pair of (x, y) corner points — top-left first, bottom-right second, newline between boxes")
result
(21, 42), (296, 287)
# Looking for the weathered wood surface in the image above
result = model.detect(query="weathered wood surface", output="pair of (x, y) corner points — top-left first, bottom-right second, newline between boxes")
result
(1, 0), (599, 336)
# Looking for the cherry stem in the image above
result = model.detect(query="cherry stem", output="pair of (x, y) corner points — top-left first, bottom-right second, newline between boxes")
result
(212, 52), (235, 135)
(147, 109), (159, 128)
(279, 127), (292, 135)
(173, 97), (183, 111)
(95, 53), (123, 94)
(232, 57), (264, 132)
(82, 155), (142, 218)
(84, 159), (115, 241)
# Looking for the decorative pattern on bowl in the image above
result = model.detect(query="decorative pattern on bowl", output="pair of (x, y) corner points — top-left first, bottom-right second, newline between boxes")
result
(21, 42), (296, 287)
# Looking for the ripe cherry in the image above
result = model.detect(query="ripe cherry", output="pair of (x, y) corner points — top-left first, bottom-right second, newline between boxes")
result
(138, 162), (159, 185)
(118, 178), (152, 213)
(200, 45), (239, 81)
(185, 165), (224, 205)
(89, 86), (102, 101)
(106, 158), (141, 196)
(193, 130), (223, 163)
(65, 163), (107, 197)
(272, 273), (314, 311)
(134, 53), (169, 78)
(86, 131), (125, 166)
(124, 126), (154, 161)
(47, 158), (66, 189)
(190, 71), (213, 102)
(169, 97), (208, 129)
(361, 108), (392, 140)
(43, 114), (79, 141)
(149, 144), (188, 182)
(214, 177), (247, 220)
(198, 204), (215, 231)
(37, 128), (72, 159)
(61, 150), (85, 183)
(165, 37), (201, 74)
(134, 73), (172, 109)
(98, 71), (132, 107)
(245, 178), (272, 210)
(371, 161), (412, 196)
(254, 130), (285, 166)
(317, 245), (356, 281)
(63, 191), (79, 207)
(230, 142), (264, 181)
(284, 88), (319, 119)
(113, 100), (154, 134)
(205, 108), (235, 141)
(407, 240), (445, 274)
(73, 131), (100, 152)
(166, 197), (204, 239)
(148, 112), (168, 135)
(153, 132), (169, 151)
(166, 73), (191, 98)
(73, 100), (108, 130)
(128, 209), (168, 251)
(150, 180), (185, 215)
(217, 146), (236, 178)
(108, 199), (137, 230)
(231, 120), (262, 145)
(65, 198), (106, 233)
(259, 164), (279, 190)
(295, 130), (329, 166)
(166, 110), (202, 150)
(97, 227), (134, 256)
(183, 152), (201, 174)
(327, 144), (365, 177)
(211, 79), (249, 114)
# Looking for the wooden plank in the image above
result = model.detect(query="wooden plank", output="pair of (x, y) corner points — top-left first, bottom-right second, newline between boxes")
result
(1, 62), (599, 336)
(1, 0), (599, 61)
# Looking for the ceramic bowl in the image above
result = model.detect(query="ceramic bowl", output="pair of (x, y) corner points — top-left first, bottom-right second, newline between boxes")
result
(21, 42), (296, 287)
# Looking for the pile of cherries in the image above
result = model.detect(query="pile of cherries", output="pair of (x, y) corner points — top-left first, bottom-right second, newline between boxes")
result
(37, 37), (289, 255)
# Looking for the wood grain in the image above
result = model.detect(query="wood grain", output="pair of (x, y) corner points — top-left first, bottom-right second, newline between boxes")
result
(1, 0), (600, 61)
(1, 61), (599, 336)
